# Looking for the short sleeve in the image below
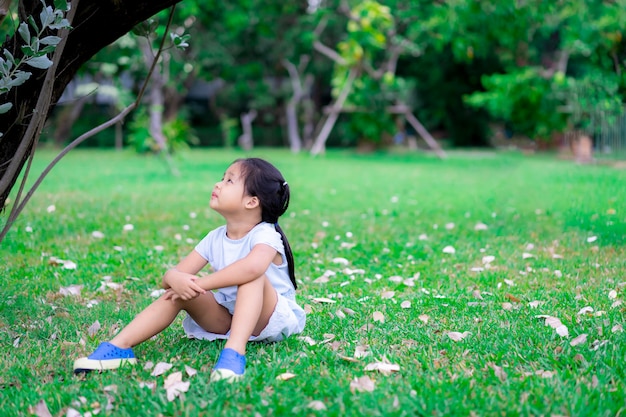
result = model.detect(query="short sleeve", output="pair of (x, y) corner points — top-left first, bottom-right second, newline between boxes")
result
(250, 223), (284, 255)
(194, 226), (225, 262)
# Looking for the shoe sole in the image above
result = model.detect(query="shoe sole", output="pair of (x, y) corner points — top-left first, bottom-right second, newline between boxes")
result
(210, 369), (243, 382)
(73, 357), (137, 373)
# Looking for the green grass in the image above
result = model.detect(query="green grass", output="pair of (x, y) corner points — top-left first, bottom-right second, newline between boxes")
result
(1, 148), (625, 416)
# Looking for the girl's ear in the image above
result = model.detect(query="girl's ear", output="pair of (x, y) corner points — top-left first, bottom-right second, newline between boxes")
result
(245, 196), (260, 209)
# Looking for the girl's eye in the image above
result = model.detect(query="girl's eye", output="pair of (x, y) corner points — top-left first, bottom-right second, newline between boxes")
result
(227, 179), (233, 183)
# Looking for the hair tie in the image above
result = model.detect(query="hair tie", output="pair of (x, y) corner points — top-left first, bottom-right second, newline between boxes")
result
(282, 181), (288, 186)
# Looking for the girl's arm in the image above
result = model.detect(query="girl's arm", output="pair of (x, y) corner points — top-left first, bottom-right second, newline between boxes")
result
(195, 243), (278, 291)
(162, 251), (208, 299)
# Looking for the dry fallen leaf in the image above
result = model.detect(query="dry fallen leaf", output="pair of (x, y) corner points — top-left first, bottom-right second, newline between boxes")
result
(442, 246), (456, 254)
(88, 320), (101, 337)
(311, 297), (336, 304)
(332, 257), (350, 265)
(354, 345), (370, 359)
(59, 285), (83, 296)
(163, 372), (189, 402)
(401, 301), (411, 309)
(151, 362), (173, 377)
(185, 365), (197, 377)
(380, 291), (395, 299)
(577, 306), (594, 315)
(364, 361), (400, 375)
(373, 311), (385, 323)
(505, 293), (521, 303)
(350, 375), (376, 393)
(276, 372), (297, 381)
(447, 331), (470, 341)
(474, 222), (488, 231)
(29, 400), (52, 417)
(611, 324), (623, 333)
(487, 362), (507, 382)
(307, 400), (327, 411)
(418, 314), (430, 324)
(502, 302), (514, 311)
(570, 334), (587, 346)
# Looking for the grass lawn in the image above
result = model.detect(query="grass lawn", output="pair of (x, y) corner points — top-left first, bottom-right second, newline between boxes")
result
(1, 148), (625, 416)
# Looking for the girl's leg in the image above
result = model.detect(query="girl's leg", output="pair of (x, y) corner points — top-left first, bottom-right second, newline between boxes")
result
(224, 274), (277, 355)
(111, 291), (232, 349)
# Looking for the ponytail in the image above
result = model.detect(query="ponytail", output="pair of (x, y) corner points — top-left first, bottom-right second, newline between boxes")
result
(275, 223), (297, 290)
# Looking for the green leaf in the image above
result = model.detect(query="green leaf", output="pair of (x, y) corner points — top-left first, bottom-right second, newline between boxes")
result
(40, 3), (55, 28)
(25, 55), (53, 69)
(53, 0), (70, 12)
(0, 102), (13, 114)
(40, 36), (62, 46)
(28, 16), (39, 33)
(18, 22), (31, 44)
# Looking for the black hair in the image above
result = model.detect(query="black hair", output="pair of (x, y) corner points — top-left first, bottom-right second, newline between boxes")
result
(235, 158), (297, 290)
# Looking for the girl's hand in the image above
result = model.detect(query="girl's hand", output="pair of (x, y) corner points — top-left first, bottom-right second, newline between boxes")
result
(164, 273), (206, 301)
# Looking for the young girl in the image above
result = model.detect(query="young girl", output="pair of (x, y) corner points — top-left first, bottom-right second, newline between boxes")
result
(73, 158), (306, 381)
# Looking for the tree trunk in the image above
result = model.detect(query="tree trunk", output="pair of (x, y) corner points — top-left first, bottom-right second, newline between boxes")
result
(238, 110), (257, 151)
(0, 0), (182, 209)
(53, 94), (89, 146)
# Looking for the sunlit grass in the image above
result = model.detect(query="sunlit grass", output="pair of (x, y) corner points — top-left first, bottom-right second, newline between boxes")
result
(1, 148), (625, 416)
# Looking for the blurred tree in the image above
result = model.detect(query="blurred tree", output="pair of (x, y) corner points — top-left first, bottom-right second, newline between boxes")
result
(452, 0), (626, 142)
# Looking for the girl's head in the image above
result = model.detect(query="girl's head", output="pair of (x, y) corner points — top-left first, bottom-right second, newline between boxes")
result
(234, 158), (297, 289)
(235, 158), (290, 224)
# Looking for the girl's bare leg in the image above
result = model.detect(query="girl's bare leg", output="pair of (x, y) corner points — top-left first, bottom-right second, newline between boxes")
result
(224, 275), (278, 355)
(110, 292), (232, 349)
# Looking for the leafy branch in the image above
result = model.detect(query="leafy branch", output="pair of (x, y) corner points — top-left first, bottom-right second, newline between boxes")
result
(0, 0), (71, 136)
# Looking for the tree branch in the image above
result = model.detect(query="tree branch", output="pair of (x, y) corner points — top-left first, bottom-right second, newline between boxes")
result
(313, 40), (347, 66)
(0, 4), (177, 244)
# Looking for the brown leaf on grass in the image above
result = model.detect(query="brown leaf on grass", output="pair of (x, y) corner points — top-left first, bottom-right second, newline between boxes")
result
(350, 375), (376, 393)
(338, 354), (360, 363)
(401, 301), (411, 309)
(59, 285), (83, 296)
(505, 293), (521, 303)
(380, 291), (395, 299)
(487, 362), (507, 382)
(577, 306), (594, 315)
(472, 290), (484, 300)
(163, 372), (189, 402)
(418, 314), (430, 324)
(311, 297), (336, 304)
(276, 372), (297, 381)
(447, 331), (470, 341)
(502, 302), (514, 311)
(364, 360), (400, 375)
(373, 311), (385, 323)
(151, 362), (173, 377)
(185, 365), (197, 377)
(570, 334), (588, 347)
(88, 320), (101, 337)
(536, 315), (569, 337)
(354, 345), (370, 359)
(307, 400), (327, 410)
(612, 324), (623, 333)
(29, 400), (52, 417)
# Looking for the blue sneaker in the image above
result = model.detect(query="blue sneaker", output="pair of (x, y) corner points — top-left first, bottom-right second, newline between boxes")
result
(210, 348), (246, 382)
(73, 342), (137, 373)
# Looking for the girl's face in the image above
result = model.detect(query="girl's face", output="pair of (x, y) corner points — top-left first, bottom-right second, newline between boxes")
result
(210, 162), (249, 214)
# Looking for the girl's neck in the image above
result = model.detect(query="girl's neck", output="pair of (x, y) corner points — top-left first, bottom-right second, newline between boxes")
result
(224, 217), (261, 240)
